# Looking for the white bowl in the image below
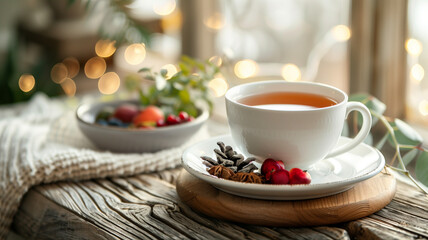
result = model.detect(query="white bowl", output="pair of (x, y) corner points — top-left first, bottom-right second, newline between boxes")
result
(76, 100), (209, 152)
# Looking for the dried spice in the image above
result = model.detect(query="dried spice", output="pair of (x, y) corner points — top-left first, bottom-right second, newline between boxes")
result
(208, 165), (235, 179)
(201, 142), (258, 174)
(230, 172), (264, 184)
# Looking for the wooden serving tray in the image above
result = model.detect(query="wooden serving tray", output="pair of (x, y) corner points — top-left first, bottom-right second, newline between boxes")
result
(176, 169), (396, 227)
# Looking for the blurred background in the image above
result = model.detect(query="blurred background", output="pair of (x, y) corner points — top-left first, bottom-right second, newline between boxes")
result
(0, 0), (427, 127)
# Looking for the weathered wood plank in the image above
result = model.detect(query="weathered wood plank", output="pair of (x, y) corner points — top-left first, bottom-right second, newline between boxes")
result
(12, 168), (428, 240)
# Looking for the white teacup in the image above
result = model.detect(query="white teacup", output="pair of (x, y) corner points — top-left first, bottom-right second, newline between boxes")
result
(225, 80), (372, 169)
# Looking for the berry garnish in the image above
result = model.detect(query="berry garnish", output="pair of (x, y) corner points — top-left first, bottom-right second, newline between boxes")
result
(261, 158), (283, 181)
(289, 168), (312, 184)
(113, 104), (139, 123)
(178, 111), (189, 121)
(270, 169), (290, 184)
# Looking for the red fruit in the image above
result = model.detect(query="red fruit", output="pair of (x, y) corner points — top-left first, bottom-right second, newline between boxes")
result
(133, 106), (164, 126)
(156, 119), (166, 127)
(289, 168), (312, 185)
(187, 116), (195, 122)
(178, 111), (189, 121)
(166, 114), (180, 125)
(113, 104), (139, 123)
(261, 158), (283, 181)
(270, 169), (290, 184)
(276, 160), (285, 170)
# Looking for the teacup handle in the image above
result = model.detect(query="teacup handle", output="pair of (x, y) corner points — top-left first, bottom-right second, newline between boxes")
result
(326, 102), (372, 158)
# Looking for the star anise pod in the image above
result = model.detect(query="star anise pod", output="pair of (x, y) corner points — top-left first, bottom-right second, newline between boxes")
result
(201, 142), (258, 173)
(230, 172), (265, 184)
(208, 165), (235, 179)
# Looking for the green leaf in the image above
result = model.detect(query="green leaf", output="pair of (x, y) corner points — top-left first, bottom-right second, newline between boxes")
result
(138, 90), (150, 105)
(138, 67), (151, 73)
(178, 90), (191, 104)
(402, 148), (420, 166)
(388, 119), (423, 147)
(415, 151), (428, 186)
(155, 75), (167, 91)
(160, 69), (168, 77)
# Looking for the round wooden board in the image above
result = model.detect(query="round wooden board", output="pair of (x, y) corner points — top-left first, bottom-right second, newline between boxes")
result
(176, 169), (396, 227)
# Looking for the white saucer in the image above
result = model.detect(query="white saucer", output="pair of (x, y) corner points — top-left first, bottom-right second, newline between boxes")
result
(181, 135), (385, 200)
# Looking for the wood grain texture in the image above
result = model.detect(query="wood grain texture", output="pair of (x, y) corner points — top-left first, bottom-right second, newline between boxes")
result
(176, 170), (396, 227)
(12, 168), (428, 240)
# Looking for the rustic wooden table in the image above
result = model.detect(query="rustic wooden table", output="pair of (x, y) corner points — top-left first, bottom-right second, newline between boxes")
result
(11, 118), (428, 240)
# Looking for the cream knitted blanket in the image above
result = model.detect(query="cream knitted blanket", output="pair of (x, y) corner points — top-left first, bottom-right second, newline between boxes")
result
(0, 94), (210, 238)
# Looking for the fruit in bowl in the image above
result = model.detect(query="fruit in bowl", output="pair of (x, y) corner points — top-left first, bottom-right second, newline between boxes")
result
(76, 100), (209, 153)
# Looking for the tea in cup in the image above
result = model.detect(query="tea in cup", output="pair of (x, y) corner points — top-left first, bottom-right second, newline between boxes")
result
(225, 80), (372, 169)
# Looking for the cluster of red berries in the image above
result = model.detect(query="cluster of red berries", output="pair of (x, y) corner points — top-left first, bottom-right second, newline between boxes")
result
(261, 158), (311, 185)
(156, 111), (194, 127)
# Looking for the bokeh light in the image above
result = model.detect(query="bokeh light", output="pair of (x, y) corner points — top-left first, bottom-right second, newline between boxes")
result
(62, 57), (80, 78)
(419, 100), (428, 116)
(209, 56), (222, 67)
(161, 9), (182, 31)
(208, 77), (228, 97)
(95, 39), (117, 58)
(60, 78), (76, 97)
(18, 74), (35, 92)
(204, 12), (224, 30)
(332, 25), (351, 42)
(410, 64), (424, 82)
(161, 64), (178, 79)
(98, 72), (120, 94)
(406, 38), (423, 56)
(124, 43), (146, 65)
(51, 63), (68, 84)
(234, 59), (258, 79)
(281, 64), (301, 82)
(84, 57), (106, 79)
(153, 0), (176, 16)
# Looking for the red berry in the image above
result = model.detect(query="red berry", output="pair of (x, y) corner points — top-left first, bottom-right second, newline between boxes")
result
(178, 111), (189, 121)
(261, 158), (283, 181)
(166, 114), (179, 125)
(113, 104), (139, 123)
(276, 160), (285, 170)
(156, 119), (166, 127)
(187, 116), (195, 122)
(289, 168), (312, 185)
(270, 169), (290, 184)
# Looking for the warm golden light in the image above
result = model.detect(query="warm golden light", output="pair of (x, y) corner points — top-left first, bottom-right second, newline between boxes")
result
(209, 56), (222, 67)
(124, 43), (146, 65)
(60, 78), (76, 97)
(153, 0), (176, 16)
(84, 57), (106, 79)
(18, 74), (35, 92)
(419, 100), (428, 116)
(410, 64), (424, 82)
(161, 64), (178, 79)
(208, 77), (228, 97)
(204, 12), (224, 30)
(406, 38), (423, 56)
(51, 63), (68, 84)
(332, 25), (351, 42)
(95, 39), (116, 58)
(281, 64), (301, 82)
(234, 59), (258, 79)
(161, 9), (182, 31)
(98, 72), (120, 94)
(62, 57), (80, 78)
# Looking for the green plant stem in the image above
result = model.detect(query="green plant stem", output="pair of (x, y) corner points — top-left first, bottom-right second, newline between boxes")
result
(371, 110), (428, 194)
(371, 110), (406, 170)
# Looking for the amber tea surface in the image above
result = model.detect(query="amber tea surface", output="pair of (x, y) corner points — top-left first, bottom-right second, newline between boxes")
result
(238, 92), (337, 110)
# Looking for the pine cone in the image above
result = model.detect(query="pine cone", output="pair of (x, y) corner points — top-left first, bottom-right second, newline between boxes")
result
(201, 142), (258, 174)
